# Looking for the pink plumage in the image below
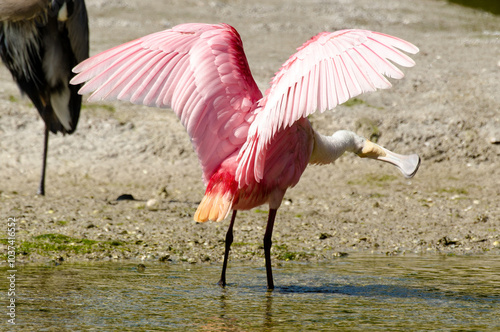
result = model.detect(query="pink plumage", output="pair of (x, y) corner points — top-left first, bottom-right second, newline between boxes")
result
(71, 23), (417, 219)
(237, 29), (418, 186)
(71, 23), (420, 289)
(74, 23), (262, 189)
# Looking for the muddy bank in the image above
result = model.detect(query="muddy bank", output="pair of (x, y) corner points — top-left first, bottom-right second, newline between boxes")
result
(1, 0), (499, 265)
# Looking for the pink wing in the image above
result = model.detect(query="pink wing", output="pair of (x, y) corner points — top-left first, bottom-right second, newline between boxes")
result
(71, 23), (262, 183)
(236, 29), (419, 186)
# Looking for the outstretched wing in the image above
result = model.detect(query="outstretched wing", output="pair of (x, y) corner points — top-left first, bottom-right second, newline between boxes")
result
(71, 23), (262, 183)
(236, 29), (418, 186)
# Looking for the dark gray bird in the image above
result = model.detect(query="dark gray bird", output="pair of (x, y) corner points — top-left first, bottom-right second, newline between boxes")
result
(1, 0), (89, 195)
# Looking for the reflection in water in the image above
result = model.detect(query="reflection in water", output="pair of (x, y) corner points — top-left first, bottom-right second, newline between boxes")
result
(264, 293), (273, 331)
(1, 255), (499, 330)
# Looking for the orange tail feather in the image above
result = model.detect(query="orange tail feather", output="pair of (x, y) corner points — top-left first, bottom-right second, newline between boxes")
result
(194, 192), (233, 222)
(194, 169), (238, 222)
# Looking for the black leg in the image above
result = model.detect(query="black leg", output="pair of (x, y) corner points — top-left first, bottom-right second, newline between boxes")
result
(218, 210), (237, 287)
(264, 209), (277, 290)
(37, 126), (49, 196)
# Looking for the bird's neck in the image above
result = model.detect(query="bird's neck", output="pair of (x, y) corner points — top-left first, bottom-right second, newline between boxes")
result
(309, 130), (365, 165)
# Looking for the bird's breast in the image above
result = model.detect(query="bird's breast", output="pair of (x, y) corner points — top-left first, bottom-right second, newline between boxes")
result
(233, 118), (314, 210)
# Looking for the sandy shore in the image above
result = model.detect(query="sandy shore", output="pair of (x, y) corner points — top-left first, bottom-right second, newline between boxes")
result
(1, 0), (499, 265)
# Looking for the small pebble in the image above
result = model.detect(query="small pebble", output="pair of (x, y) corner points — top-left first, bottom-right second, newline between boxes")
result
(117, 194), (135, 201)
(146, 198), (159, 211)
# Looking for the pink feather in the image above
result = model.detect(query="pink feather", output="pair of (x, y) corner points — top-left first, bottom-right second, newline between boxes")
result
(71, 23), (418, 216)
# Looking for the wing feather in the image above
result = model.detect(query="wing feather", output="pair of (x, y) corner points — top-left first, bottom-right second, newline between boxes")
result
(71, 23), (262, 183)
(236, 29), (418, 186)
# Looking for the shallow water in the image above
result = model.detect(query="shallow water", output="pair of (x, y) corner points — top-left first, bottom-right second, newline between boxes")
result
(2, 254), (499, 331)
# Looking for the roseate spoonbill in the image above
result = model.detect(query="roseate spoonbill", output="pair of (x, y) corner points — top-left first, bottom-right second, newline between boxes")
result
(71, 23), (420, 290)
(0, 0), (89, 195)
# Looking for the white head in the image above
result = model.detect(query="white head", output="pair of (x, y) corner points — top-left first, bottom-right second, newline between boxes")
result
(310, 130), (420, 179)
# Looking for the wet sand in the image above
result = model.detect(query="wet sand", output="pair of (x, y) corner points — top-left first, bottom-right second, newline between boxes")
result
(1, 0), (499, 264)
